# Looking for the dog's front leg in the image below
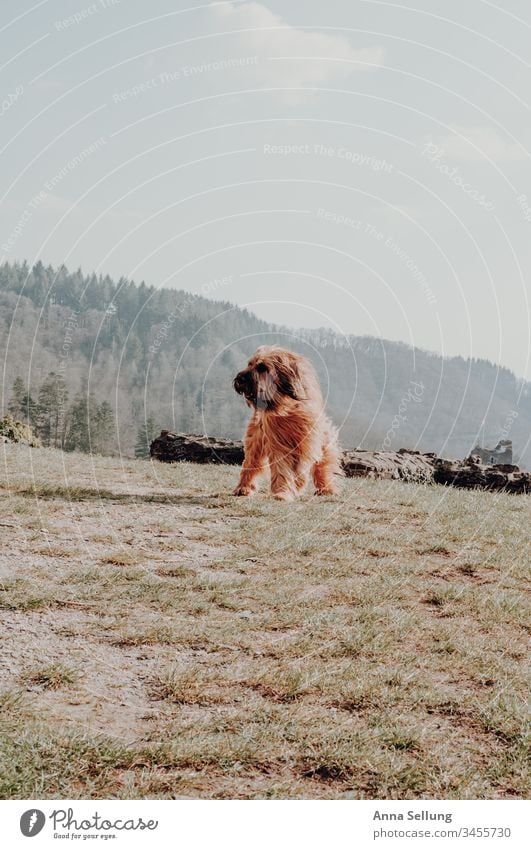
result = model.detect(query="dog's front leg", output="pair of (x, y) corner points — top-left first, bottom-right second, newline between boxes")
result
(233, 415), (266, 496)
(312, 424), (343, 495)
(270, 456), (299, 501)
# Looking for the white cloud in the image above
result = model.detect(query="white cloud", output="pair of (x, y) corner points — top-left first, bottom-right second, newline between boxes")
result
(427, 126), (526, 163)
(210, 1), (385, 89)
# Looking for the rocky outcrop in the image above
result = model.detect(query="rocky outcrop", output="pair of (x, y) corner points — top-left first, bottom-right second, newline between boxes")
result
(470, 439), (513, 465)
(150, 432), (530, 494)
(433, 456), (530, 494)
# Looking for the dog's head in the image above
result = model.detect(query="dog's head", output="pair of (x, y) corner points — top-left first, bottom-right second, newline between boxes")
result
(233, 346), (307, 410)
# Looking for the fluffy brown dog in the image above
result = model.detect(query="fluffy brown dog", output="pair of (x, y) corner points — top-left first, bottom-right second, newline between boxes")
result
(233, 346), (343, 501)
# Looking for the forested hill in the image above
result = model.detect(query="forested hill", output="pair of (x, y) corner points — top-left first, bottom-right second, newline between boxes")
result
(1, 261), (529, 467)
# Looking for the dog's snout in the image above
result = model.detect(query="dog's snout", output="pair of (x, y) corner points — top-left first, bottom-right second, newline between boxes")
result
(233, 370), (249, 393)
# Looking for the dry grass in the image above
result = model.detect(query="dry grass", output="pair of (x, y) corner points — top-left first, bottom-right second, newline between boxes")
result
(0, 443), (529, 799)
(21, 663), (78, 690)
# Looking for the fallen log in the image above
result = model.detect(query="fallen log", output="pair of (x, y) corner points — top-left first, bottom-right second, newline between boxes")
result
(150, 431), (244, 465)
(150, 432), (530, 493)
(341, 448), (436, 482)
(150, 431), (434, 479)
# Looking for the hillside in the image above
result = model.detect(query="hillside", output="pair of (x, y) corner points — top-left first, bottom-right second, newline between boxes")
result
(1, 261), (529, 466)
(0, 444), (528, 799)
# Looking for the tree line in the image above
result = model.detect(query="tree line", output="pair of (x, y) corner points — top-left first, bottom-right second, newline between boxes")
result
(7, 372), (162, 458)
(8, 374), (114, 454)
(1, 259), (529, 466)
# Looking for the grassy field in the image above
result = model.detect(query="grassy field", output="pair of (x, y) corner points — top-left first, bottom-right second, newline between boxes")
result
(0, 443), (529, 799)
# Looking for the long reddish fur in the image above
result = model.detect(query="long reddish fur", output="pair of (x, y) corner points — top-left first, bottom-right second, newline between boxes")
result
(234, 346), (343, 501)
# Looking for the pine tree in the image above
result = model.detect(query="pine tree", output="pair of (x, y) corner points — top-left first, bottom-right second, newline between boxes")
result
(36, 372), (67, 447)
(64, 394), (90, 453)
(92, 401), (114, 454)
(134, 415), (157, 459)
(62, 390), (116, 454)
(21, 391), (39, 429)
(8, 377), (27, 419)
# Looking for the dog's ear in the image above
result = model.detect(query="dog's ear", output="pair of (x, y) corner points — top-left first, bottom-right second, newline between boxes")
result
(275, 352), (305, 400)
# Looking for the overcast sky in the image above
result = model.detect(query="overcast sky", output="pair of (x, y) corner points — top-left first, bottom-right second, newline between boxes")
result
(1, 0), (530, 378)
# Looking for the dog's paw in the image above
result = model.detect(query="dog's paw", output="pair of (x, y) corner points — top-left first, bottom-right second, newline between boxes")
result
(273, 490), (295, 502)
(233, 485), (255, 497)
(315, 487), (338, 497)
